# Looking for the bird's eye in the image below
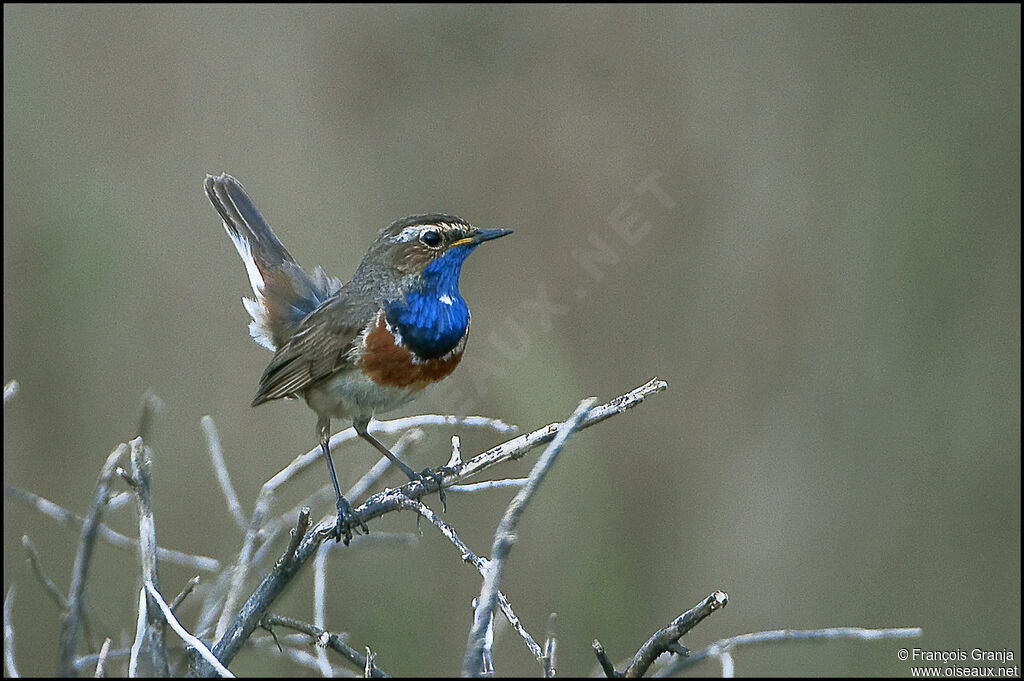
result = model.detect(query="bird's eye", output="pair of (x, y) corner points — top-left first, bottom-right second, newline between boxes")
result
(419, 229), (442, 247)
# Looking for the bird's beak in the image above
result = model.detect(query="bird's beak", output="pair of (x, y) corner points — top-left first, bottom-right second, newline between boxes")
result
(452, 228), (513, 248)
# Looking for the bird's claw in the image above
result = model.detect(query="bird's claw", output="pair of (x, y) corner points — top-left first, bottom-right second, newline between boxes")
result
(330, 498), (368, 545)
(416, 466), (452, 512)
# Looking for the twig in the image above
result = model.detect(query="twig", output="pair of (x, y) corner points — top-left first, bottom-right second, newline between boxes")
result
(71, 646), (130, 673)
(452, 379), (665, 484)
(395, 498), (543, 661)
(447, 435), (463, 467)
(145, 581), (234, 677)
(128, 587), (146, 677)
(365, 647), (376, 677)
(4, 484), (220, 572)
(189, 379), (667, 676)
(202, 416), (248, 534)
(471, 597), (495, 676)
(251, 415), (513, 542)
(448, 478), (528, 492)
(331, 379), (667, 544)
(593, 640), (619, 678)
(215, 522), (260, 639)
(94, 638), (111, 678)
(216, 434), (334, 641)
(195, 562), (238, 641)
(129, 438), (170, 676)
(260, 613), (389, 677)
(251, 636), (321, 670)
(623, 590), (729, 677)
(22, 535), (99, 652)
(543, 613), (557, 678)
(248, 419), (468, 559)
(104, 491), (133, 511)
(280, 508), (311, 570)
(718, 650), (734, 676)
(312, 542), (334, 677)
(3, 380), (18, 405)
(660, 625), (924, 675)
(4, 586), (16, 678)
(170, 576), (201, 613)
(249, 526), (283, 572)
(22, 535), (68, 610)
(252, 429), (423, 555)
(57, 445), (126, 676)
(210, 420), (446, 639)
(464, 398), (596, 676)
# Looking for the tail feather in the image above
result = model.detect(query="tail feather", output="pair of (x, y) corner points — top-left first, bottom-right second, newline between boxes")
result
(204, 173), (342, 351)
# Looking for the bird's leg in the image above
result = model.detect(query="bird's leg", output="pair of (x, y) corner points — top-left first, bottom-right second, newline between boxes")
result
(353, 418), (449, 511)
(318, 417), (368, 544)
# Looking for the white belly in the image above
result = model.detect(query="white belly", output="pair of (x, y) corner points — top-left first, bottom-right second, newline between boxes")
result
(303, 366), (422, 423)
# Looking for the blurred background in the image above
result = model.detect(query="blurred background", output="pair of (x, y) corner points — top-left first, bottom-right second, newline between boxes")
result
(4, 5), (1020, 677)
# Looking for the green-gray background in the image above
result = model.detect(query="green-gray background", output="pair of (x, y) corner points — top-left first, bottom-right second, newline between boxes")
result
(4, 5), (1020, 677)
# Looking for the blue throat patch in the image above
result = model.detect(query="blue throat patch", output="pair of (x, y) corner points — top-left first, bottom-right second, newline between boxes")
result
(386, 245), (475, 359)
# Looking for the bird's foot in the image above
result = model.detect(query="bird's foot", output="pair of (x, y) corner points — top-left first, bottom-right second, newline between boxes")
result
(414, 466), (453, 512)
(329, 497), (368, 545)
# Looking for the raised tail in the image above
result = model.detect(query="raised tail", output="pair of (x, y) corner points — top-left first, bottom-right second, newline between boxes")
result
(204, 173), (342, 351)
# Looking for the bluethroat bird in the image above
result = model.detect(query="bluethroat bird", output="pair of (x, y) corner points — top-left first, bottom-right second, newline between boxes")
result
(204, 173), (511, 544)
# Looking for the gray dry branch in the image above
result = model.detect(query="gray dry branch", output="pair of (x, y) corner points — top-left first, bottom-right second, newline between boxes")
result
(5, 376), (922, 677)
(190, 377), (668, 675)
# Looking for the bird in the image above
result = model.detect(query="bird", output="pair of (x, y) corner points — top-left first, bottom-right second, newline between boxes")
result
(204, 173), (512, 544)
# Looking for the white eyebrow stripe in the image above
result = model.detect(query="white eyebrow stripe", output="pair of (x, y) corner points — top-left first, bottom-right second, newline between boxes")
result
(395, 223), (453, 243)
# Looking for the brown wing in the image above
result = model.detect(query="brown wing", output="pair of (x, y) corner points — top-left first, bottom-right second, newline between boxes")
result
(251, 290), (378, 406)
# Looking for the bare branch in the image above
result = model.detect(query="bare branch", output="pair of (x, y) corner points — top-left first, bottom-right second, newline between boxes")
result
(542, 613), (557, 678)
(447, 435), (463, 468)
(448, 478), (528, 492)
(128, 587), (146, 677)
(4, 484), (220, 572)
(260, 613), (389, 677)
(128, 438), (170, 676)
(94, 638), (111, 678)
(464, 398), (596, 676)
(623, 590), (729, 677)
(144, 581), (233, 678)
(280, 508), (311, 570)
(4, 586), (17, 678)
(22, 535), (68, 610)
(188, 379), (667, 676)
(202, 416), (248, 534)
(396, 494), (543, 661)
(210, 415), (487, 641)
(3, 380), (18, 405)
(312, 542), (334, 677)
(662, 625), (924, 675)
(170, 576), (201, 614)
(23, 535), (100, 654)
(57, 445), (126, 676)
(215, 524), (261, 640)
(471, 597), (495, 676)
(593, 639), (619, 678)
(364, 647), (376, 677)
(452, 378), (666, 486)
(252, 414), (514, 539)
(72, 645), (130, 674)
